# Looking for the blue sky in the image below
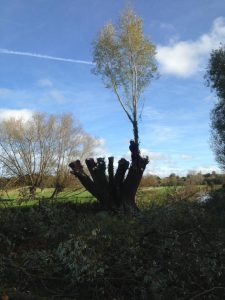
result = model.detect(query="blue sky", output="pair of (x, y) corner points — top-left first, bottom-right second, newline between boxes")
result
(0, 0), (225, 176)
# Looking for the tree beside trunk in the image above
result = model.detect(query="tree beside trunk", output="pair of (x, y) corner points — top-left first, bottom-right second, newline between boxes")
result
(69, 141), (148, 212)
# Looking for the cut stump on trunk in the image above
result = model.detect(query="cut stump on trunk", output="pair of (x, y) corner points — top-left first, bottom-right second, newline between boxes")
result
(69, 140), (149, 213)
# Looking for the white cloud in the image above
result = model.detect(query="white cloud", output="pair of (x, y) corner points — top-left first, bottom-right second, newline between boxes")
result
(93, 138), (109, 158)
(0, 108), (33, 122)
(194, 165), (221, 174)
(140, 148), (169, 161)
(143, 106), (203, 124)
(147, 164), (221, 177)
(143, 107), (163, 120)
(38, 79), (53, 87)
(147, 165), (184, 177)
(0, 88), (12, 97)
(180, 154), (193, 160)
(151, 125), (179, 143)
(156, 17), (225, 77)
(159, 22), (176, 31)
(49, 89), (66, 103)
(138, 148), (175, 177)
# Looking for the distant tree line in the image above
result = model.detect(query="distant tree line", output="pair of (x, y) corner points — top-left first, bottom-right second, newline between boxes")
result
(1, 170), (223, 194)
(140, 171), (225, 188)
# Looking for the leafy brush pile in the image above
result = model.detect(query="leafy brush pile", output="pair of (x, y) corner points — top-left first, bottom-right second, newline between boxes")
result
(0, 195), (225, 299)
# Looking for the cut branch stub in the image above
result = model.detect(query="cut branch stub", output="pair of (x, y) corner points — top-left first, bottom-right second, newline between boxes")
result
(85, 157), (109, 206)
(69, 160), (84, 175)
(114, 158), (130, 186)
(69, 160), (101, 201)
(69, 140), (149, 212)
(108, 156), (114, 185)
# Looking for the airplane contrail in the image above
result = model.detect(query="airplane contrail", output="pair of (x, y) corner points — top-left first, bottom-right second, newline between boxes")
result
(0, 48), (94, 65)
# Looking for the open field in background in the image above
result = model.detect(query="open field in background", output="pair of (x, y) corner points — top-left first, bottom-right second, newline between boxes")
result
(0, 188), (96, 207)
(0, 185), (214, 208)
(0, 187), (93, 200)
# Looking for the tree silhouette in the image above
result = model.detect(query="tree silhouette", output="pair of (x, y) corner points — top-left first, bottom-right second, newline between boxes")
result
(70, 9), (157, 212)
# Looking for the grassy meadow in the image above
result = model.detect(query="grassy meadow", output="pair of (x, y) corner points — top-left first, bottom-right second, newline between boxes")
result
(0, 188), (96, 208)
(0, 184), (210, 207)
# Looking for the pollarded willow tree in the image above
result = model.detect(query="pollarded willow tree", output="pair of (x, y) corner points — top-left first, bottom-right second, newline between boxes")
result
(69, 9), (158, 212)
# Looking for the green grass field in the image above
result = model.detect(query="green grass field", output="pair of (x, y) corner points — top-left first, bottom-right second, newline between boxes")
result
(0, 187), (96, 207)
(0, 184), (211, 209)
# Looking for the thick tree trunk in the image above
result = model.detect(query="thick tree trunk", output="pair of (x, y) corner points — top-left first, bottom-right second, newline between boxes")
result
(69, 140), (149, 213)
(51, 182), (65, 199)
(29, 185), (36, 199)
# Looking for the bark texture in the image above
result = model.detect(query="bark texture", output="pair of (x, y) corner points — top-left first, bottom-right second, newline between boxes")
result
(69, 140), (149, 212)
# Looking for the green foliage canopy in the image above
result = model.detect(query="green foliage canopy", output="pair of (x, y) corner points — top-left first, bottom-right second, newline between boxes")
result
(206, 45), (225, 99)
(92, 9), (157, 144)
(211, 100), (225, 169)
(206, 45), (225, 170)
